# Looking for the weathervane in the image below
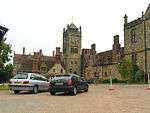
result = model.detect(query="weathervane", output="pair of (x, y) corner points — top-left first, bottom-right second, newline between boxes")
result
(71, 16), (74, 23)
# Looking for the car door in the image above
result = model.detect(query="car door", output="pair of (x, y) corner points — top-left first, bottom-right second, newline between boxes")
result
(31, 74), (43, 91)
(80, 78), (87, 90)
(40, 77), (49, 90)
(72, 76), (80, 90)
(76, 76), (83, 90)
(36, 75), (46, 91)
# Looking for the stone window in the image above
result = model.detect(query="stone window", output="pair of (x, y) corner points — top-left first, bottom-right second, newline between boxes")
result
(70, 69), (72, 73)
(41, 67), (46, 71)
(63, 48), (66, 54)
(40, 62), (47, 72)
(71, 61), (73, 64)
(132, 53), (137, 64)
(131, 29), (136, 43)
(71, 47), (78, 54)
(75, 61), (77, 64)
(60, 69), (63, 73)
(74, 71), (77, 74)
(104, 72), (108, 77)
(94, 72), (97, 77)
(85, 50), (88, 54)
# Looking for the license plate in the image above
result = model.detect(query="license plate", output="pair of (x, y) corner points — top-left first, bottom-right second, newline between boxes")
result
(14, 82), (22, 84)
(55, 83), (63, 85)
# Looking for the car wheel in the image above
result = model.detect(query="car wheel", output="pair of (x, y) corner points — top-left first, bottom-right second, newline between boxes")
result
(50, 91), (56, 95)
(72, 87), (77, 95)
(84, 85), (88, 92)
(33, 86), (38, 94)
(14, 90), (20, 94)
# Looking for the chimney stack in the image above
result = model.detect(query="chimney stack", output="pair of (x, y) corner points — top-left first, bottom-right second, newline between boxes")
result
(53, 51), (55, 57)
(113, 35), (119, 44)
(91, 44), (96, 54)
(91, 44), (96, 51)
(56, 47), (60, 56)
(113, 35), (120, 51)
(39, 49), (42, 55)
(23, 47), (25, 55)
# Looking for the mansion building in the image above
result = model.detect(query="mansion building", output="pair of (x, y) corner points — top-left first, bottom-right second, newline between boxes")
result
(13, 4), (150, 80)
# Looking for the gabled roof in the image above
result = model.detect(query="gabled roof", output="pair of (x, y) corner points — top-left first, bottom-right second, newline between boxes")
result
(145, 4), (150, 19)
(94, 50), (113, 66)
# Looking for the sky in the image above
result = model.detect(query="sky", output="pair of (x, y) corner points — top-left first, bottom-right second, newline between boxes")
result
(0, 0), (149, 57)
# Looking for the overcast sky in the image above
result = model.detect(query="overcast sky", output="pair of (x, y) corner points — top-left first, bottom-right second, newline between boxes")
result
(0, 0), (149, 56)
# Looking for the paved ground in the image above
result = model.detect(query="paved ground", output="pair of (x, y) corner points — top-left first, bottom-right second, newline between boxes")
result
(0, 84), (150, 113)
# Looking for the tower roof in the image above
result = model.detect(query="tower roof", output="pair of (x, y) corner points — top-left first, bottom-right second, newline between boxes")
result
(69, 23), (78, 29)
(145, 4), (150, 19)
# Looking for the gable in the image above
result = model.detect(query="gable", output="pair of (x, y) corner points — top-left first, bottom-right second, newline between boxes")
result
(145, 4), (150, 19)
(48, 63), (65, 75)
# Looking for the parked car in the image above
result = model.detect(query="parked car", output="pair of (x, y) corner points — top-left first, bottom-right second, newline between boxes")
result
(9, 73), (49, 94)
(49, 74), (89, 95)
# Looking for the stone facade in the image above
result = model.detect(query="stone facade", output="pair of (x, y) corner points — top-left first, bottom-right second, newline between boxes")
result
(124, 4), (150, 78)
(82, 4), (150, 80)
(82, 35), (124, 80)
(81, 44), (96, 75)
(48, 63), (65, 77)
(13, 48), (64, 78)
(63, 23), (82, 75)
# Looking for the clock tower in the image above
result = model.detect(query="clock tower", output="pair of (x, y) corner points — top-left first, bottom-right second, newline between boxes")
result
(63, 22), (82, 75)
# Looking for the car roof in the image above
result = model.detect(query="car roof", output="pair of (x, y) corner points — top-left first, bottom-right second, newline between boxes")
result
(16, 72), (45, 78)
(55, 74), (80, 78)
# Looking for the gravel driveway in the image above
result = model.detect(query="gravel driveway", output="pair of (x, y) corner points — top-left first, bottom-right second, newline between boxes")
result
(0, 84), (150, 113)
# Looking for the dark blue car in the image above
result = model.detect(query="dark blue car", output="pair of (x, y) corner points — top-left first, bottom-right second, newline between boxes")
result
(49, 74), (89, 95)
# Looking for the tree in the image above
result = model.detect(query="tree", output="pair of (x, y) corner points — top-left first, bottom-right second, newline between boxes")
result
(117, 58), (139, 81)
(0, 38), (12, 68)
(5, 64), (13, 79)
(0, 26), (12, 83)
(0, 64), (13, 83)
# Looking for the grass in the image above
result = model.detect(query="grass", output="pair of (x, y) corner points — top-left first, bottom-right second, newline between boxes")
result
(0, 84), (9, 90)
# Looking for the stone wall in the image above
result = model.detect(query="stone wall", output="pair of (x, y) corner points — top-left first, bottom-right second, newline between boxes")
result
(124, 22), (145, 54)
(124, 17), (149, 74)
(147, 51), (150, 74)
(48, 63), (65, 76)
(84, 64), (121, 80)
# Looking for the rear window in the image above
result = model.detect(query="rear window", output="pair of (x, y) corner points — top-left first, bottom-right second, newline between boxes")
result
(13, 74), (28, 79)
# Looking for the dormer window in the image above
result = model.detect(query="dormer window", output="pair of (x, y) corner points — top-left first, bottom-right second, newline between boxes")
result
(40, 62), (47, 72)
(131, 29), (136, 43)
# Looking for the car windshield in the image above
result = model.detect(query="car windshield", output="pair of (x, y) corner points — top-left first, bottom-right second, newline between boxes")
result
(52, 75), (71, 82)
(13, 74), (28, 79)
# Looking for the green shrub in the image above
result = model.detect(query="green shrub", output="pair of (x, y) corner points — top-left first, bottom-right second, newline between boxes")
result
(102, 79), (110, 83)
(102, 78), (127, 83)
(134, 70), (144, 82)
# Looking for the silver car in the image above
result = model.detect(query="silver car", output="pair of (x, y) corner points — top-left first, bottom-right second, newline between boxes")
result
(9, 73), (49, 94)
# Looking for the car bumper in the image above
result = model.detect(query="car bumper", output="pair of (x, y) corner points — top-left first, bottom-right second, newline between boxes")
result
(49, 86), (74, 93)
(9, 84), (34, 91)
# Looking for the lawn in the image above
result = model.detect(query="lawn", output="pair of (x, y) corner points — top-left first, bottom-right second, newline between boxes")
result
(0, 84), (9, 90)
